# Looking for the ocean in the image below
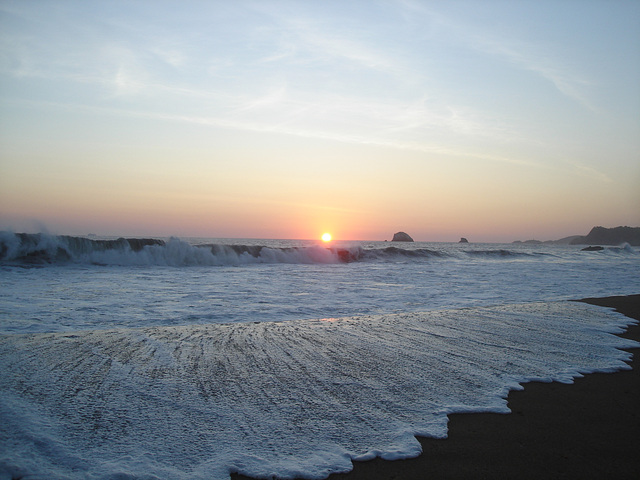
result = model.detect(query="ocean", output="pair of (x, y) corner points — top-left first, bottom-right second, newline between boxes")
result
(1, 233), (639, 479)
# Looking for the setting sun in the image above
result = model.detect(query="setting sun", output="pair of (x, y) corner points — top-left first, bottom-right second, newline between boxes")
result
(321, 233), (332, 242)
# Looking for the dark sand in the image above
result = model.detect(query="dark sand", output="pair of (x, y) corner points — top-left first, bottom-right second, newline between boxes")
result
(234, 295), (640, 480)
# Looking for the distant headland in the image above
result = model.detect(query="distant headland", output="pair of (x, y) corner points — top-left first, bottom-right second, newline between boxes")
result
(513, 226), (640, 246)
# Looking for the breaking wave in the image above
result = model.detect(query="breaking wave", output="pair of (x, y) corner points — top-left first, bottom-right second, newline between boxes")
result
(0, 233), (363, 266)
(1, 232), (632, 267)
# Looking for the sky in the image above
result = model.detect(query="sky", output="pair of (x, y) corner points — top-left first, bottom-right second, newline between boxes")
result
(1, 0), (639, 242)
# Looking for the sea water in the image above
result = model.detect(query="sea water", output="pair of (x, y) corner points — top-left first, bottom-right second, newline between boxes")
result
(0, 233), (639, 479)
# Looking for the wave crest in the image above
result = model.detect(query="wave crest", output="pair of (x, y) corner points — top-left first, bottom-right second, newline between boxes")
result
(0, 233), (367, 266)
(4, 233), (629, 267)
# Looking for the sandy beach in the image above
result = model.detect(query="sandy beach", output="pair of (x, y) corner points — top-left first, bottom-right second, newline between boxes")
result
(234, 294), (640, 480)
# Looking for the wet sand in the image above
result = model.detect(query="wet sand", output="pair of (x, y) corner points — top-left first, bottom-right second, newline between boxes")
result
(234, 294), (640, 480)
(326, 294), (640, 479)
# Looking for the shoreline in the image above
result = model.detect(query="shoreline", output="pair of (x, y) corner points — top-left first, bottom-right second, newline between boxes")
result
(329, 294), (640, 479)
(234, 294), (640, 480)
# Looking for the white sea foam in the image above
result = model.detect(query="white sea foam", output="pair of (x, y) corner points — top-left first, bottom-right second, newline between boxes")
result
(0, 301), (637, 480)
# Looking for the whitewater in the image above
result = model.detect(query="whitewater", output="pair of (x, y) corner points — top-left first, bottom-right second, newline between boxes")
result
(1, 233), (639, 479)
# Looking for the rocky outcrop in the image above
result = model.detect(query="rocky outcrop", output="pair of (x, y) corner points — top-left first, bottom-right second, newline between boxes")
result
(570, 226), (640, 246)
(581, 246), (605, 251)
(391, 232), (414, 242)
(459, 237), (469, 243)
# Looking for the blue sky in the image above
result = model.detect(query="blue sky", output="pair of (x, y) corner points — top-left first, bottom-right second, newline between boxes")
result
(1, 0), (639, 241)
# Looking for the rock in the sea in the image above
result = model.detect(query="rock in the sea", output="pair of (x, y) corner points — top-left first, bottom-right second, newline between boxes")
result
(392, 232), (414, 242)
(581, 245), (604, 251)
(459, 237), (469, 243)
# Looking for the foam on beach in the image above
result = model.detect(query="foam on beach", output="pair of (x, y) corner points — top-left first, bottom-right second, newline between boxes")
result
(0, 301), (637, 480)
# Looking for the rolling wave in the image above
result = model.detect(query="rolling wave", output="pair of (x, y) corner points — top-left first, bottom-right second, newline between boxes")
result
(1, 232), (630, 267)
(0, 233), (362, 266)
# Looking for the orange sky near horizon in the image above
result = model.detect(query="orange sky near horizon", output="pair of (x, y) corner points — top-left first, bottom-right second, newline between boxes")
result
(2, 132), (631, 243)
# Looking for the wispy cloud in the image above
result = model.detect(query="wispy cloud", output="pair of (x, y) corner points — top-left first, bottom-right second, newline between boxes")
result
(254, 6), (407, 78)
(470, 36), (595, 111)
(1, 0), (614, 182)
(566, 160), (613, 183)
(395, 0), (595, 111)
(11, 96), (542, 173)
(287, 21), (394, 71)
(234, 85), (289, 112)
(101, 45), (149, 97)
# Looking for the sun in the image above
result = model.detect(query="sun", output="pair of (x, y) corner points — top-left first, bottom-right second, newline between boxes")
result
(321, 232), (332, 242)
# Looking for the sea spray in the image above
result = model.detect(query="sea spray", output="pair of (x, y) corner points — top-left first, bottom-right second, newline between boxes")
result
(5, 232), (632, 268)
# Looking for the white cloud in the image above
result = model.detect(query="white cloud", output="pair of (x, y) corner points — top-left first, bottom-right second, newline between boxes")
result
(567, 160), (613, 183)
(255, 6), (406, 78)
(151, 47), (186, 68)
(471, 37), (595, 111)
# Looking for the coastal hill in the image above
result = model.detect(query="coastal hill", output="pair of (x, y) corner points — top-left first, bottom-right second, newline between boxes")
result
(569, 226), (640, 246)
(514, 226), (640, 246)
